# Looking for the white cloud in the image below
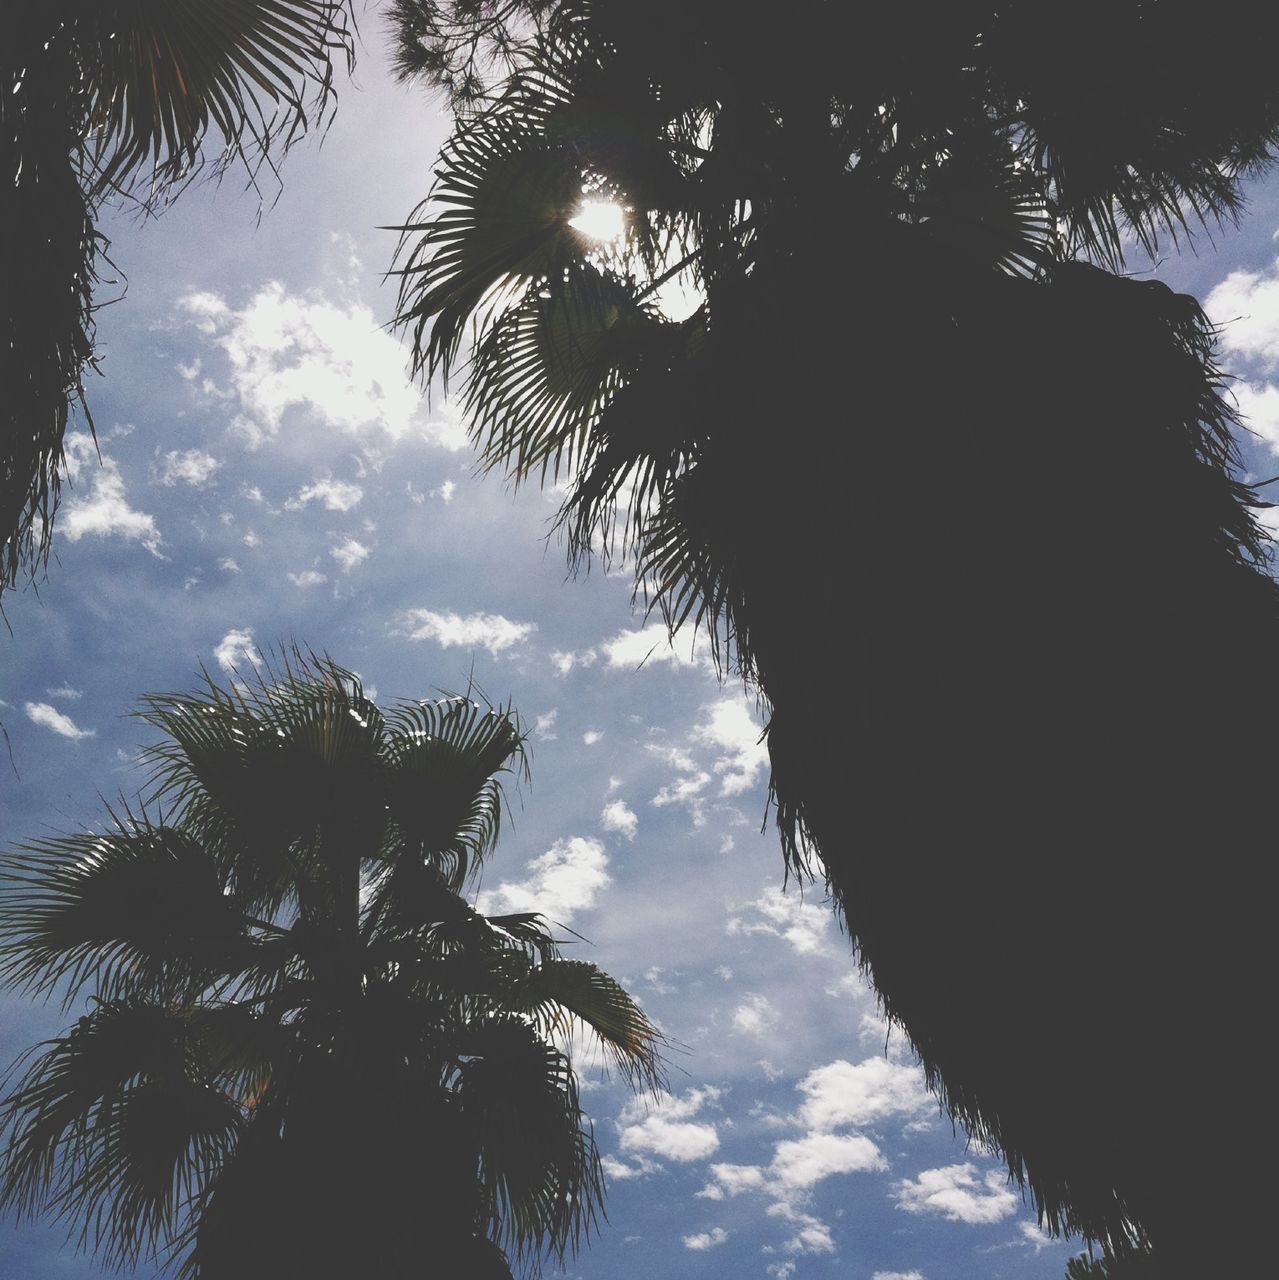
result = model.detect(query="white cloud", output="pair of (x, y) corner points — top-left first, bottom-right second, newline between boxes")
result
(1205, 259), (1279, 370)
(24, 702), (94, 740)
(683, 1227), (728, 1251)
(618, 1087), (722, 1163)
(330, 537), (370, 572)
(1232, 379), (1279, 457)
(583, 729), (603, 746)
(397, 608), (535, 656)
(693, 698), (769, 797)
(652, 770), (711, 810)
(219, 557), (240, 573)
(46, 685), (81, 700)
(895, 1163), (1019, 1225)
(601, 799), (638, 840)
(1017, 1222), (1057, 1253)
(551, 647), (597, 676)
(601, 1154), (658, 1182)
(61, 434), (161, 554)
(874, 1272), (925, 1279)
(288, 570), (328, 587)
(601, 624), (705, 671)
(769, 1202), (836, 1255)
(157, 448), (221, 487)
(476, 836), (609, 923)
(732, 993), (778, 1036)
(534, 709), (558, 740)
(286, 478), (364, 512)
(697, 1163), (767, 1200)
(179, 283), (464, 447)
(795, 1058), (932, 1133)
(436, 479), (457, 503)
(728, 885), (832, 956)
(771, 1133), (885, 1189)
(214, 628), (262, 674)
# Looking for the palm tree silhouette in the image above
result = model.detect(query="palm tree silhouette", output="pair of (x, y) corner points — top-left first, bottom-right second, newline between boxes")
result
(388, 1), (1279, 1263)
(1, 2), (354, 596)
(0, 653), (661, 1277)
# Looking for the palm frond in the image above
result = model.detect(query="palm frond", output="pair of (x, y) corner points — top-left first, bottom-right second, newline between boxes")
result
(0, 999), (241, 1271)
(512, 958), (664, 1092)
(0, 812), (246, 1007)
(391, 114), (585, 382)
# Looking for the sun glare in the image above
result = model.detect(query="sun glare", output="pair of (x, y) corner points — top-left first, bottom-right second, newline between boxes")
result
(569, 199), (626, 244)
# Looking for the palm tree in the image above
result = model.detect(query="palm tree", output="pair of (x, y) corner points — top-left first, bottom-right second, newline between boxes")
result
(1, 2), (354, 596)
(0, 653), (661, 1277)
(387, 0), (1279, 1264)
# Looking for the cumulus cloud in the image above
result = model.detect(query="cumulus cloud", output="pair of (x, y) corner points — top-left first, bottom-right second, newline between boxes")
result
(330, 538), (371, 573)
(214, 628), (262, 674)
(697, 1164), (767, 1200)
(24, 702), (94, 740)
(288, 570), (328, 587)
(728, 885), (832, 956)
(795, 1058), (932, 1133)
(895, 1163), (1019, 1225)
(693, 698), (769, 797)
(618, 1087), (722, 1163)
(156, 448), (221, 487)
(397, 609), (535, 656)
(683, 1227), (728, 1251)
(179, 283), (464, 448)
(1205, 259), (1279, 370)
(874, 1272), (925, 1279)
(771, 1133), (886, 1188)
(601, 798), (638, 839)
(534, 709), (559, 740)
(769, 1202), (836, 1255)
(61, 434), (160, 554)
(732, 993), (779, 1036)
(551, 647), (597, 677)
(601, 624), (706, 671)
(476, 837), (609, 923)
(46, 685), (81, 700)
(286, 478), (364, 512)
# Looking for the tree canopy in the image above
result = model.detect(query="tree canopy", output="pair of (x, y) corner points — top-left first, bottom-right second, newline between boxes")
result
(0, 653), (661, 1277)
(388, 0), (1279, 1263)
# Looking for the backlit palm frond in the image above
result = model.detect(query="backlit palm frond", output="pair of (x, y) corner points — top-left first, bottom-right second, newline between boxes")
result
(0, 815), (246, 1007)
(392, 113), (586, 384)
(73, 0), (355, 200)
(0, 999), (241, 1271)
(137, 654), (389, 909)
(512, 958), (664, 1092)
(466, 263), (660, 484)
(382, 694), (526, 889)
(457, 1016), (602, 1264)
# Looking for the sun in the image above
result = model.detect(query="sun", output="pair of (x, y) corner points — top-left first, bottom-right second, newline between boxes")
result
(569, 198), (626, 244)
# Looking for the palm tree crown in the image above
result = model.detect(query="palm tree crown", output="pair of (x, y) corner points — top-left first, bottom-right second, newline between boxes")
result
(1, 653), (661, 1277)
(389, 0), (1279, 1263)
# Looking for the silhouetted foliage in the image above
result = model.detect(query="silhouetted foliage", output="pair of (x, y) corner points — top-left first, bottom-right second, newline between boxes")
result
(1066, 1250), (1159, 1280)
(389, 0), (1279, 1264)
(1, 2), (354, 597)
(0, 652), (661, 1277)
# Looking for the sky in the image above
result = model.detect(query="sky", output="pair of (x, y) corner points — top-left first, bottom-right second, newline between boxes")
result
(6, 17), (1279, 1280)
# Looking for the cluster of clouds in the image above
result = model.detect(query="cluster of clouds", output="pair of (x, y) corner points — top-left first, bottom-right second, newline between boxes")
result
(602, 1050), (1030, 1265)
(180, 283), (468, 450)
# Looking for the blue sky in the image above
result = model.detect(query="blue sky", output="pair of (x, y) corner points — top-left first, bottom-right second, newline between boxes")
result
(6, 20), (1279, 1280)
